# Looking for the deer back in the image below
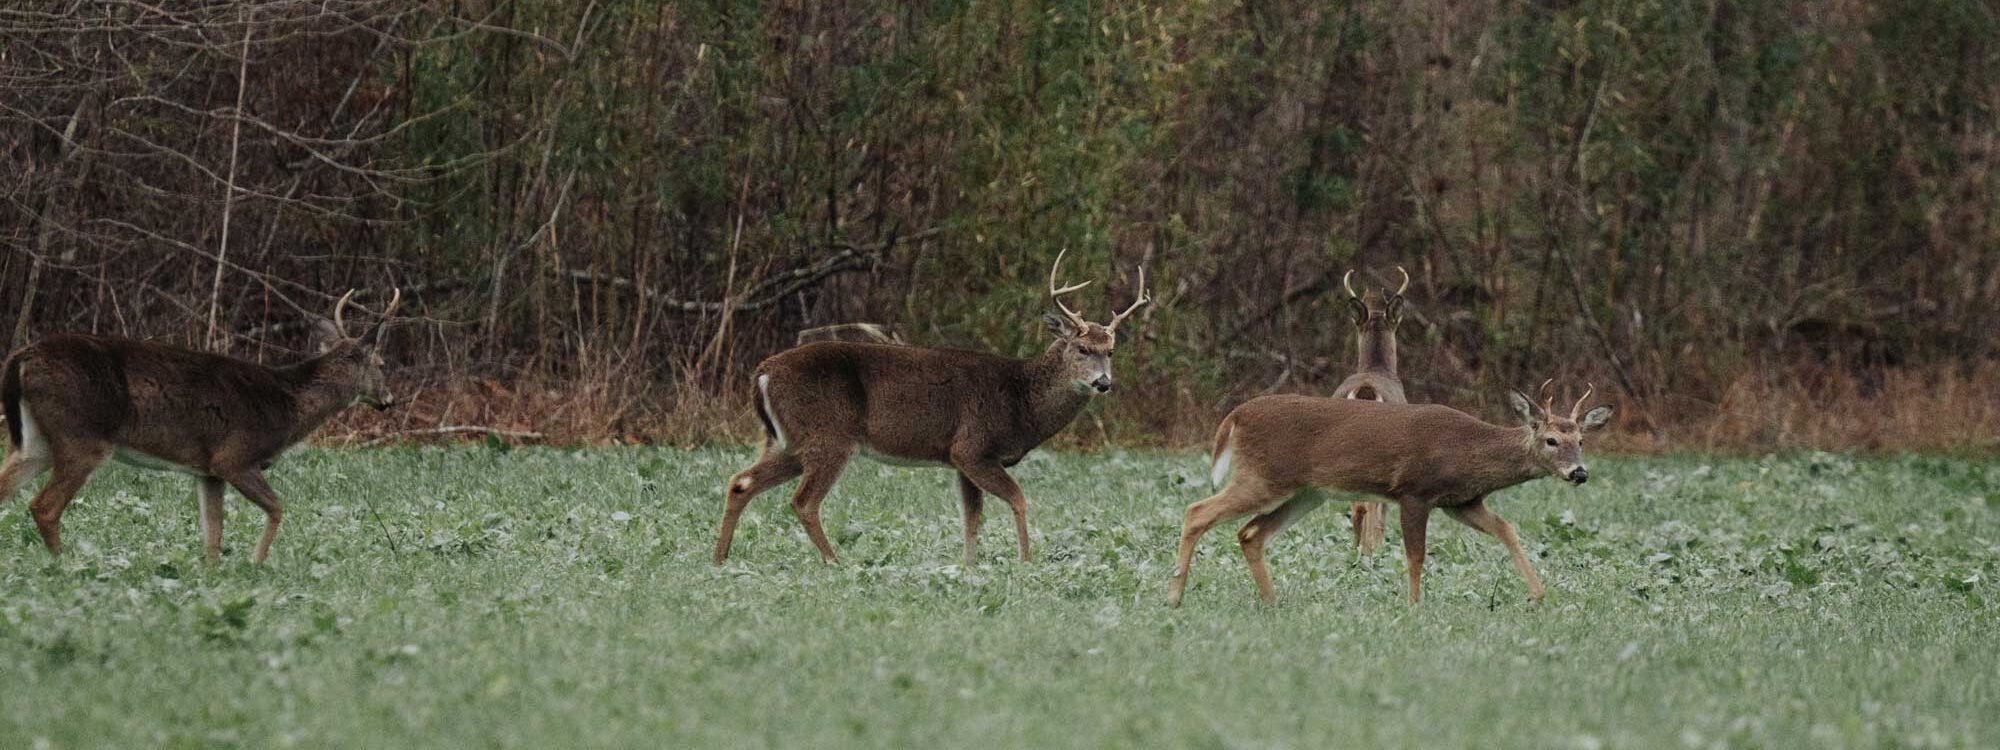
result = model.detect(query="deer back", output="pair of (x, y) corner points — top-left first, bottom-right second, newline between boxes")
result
(8, 335), (333, 471)
(756, 341), (1084, 464)
(1223, 395), (1537, 502)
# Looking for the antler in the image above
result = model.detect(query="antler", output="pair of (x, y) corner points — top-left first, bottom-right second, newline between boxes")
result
(1537, 378), (1556, 417)
(1107, 265), (1151, 331)
(1047, 249), (1093, 330)
(1394, 266), (1411, 297)
(371, 288), (403, 342)
(1342, 269), (1359, 299)
(331, 289), (358, 338)
(1569, 382), (1595, 421)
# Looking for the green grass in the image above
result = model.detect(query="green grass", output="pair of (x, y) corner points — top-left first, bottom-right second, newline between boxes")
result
(0, 447), (1994, 749)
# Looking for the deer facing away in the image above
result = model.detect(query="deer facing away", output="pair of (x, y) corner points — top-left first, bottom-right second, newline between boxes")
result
(1170, 383), (1612, 605)
(714, 252), (1149, 566)
(0, 290), (400, 563)
(1329, 267), (1410, 554)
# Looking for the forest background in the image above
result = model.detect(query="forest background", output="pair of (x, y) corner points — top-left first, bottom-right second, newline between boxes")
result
(4, 0), (1996, 452)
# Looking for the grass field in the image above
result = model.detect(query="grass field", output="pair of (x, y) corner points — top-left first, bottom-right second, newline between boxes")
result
(0, 446), (1994, 748)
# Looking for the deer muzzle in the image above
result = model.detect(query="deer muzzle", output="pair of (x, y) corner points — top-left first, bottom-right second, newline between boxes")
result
(1091, 376), (1114, 394)
(1565, 467), (1589, 485)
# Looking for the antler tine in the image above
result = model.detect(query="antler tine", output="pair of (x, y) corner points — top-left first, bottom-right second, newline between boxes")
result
(331, 289), (358, 338)
(1047, 249), (1093, 325)
(1108, 265), (1151, 330)
(372, 288), (403, 343)
(1570, 382), (1595, 421)
(1395, 266), (1411, 297)
(1342, 269), (1359, 299)
(1537, 378), (1556, 415)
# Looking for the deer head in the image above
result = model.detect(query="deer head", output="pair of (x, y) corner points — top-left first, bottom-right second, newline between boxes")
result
(1508, 381), (1614, 484)
(311, 289), (402, 410)
(1342, 266), (1409, 331)
(1040, 250), (1150, 394)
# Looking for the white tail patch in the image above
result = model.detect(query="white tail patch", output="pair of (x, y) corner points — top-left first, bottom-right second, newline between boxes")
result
(1210, 430), (1234, 487)
(757, 374), (788, 450)
(17, 403), (48, 459)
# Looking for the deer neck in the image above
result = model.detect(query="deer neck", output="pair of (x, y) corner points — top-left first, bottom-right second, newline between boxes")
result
(1025, 341), (1091, 439)
(279, 355), (358, 444)
(1356, 326), (1396, 374)
(1461, 423), (1548, 492)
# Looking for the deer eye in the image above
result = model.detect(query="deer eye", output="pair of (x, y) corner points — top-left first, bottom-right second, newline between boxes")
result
(1544, 437), (1558, 447)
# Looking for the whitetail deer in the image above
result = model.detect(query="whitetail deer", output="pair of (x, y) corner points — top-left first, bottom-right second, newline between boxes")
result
(714, 251), (1149, 566)
(1170, 382), (1612, 606)
(0, 290), (401, 563)
(1330, 267), (1410, 554)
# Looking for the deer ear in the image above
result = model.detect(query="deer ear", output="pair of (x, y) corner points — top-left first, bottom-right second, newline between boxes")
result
(311, 319), (344, 354)
(1043, 311), (1077, 338)
(1386, 295), (1407, 324)
(1581, 405), (1614, 430)
(1345, 296), (1368, 325)
(1507, 390), (1538, 425)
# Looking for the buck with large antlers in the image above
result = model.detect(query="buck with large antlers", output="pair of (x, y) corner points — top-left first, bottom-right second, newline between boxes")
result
(715, 251), (1149, 566)
(1171, 382), (1612, 606)
(0, 289), (401, 563)
(1330, 267), (1410, 554)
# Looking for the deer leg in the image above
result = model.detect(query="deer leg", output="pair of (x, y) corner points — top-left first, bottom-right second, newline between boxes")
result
(954, 460), (1030, 562)
(1445, 500), (1546, 601)
(198, 476), (227, 564)
(788, 452), (850, 565)
(1399, 501), (1432, 604)
(1236, 490), (1326, 604)
(1353, 501), (1387, 554)
(714, 452), (804, 565)
(0, 450), (52, 504)
(26, 446), (107, 556)
(956, 472), (984, 566)
(220, 470), (284, 565)
(1169, 480), (1275, 606)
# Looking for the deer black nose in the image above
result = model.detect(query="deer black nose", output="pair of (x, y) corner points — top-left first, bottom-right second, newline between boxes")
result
(1567, 467), (1589, 484)
(1092, 377), (1114, 394)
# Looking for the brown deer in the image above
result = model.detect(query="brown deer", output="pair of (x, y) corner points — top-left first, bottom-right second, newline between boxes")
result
(0, 290), (401, 563)
(1171, 382), (1612, 606)
(1329, 267), (1410, 554)
(714, 251), (1149, 566)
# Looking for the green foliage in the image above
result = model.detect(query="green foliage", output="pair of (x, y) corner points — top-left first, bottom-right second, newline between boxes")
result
(0, 449), (1994, 746)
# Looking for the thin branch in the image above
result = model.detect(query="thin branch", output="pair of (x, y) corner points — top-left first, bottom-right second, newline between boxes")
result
(206, 6), (253, 349)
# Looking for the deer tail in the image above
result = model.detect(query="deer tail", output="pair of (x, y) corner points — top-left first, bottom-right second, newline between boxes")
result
(752, 371), (787, 451)
(1208, 413), (1235, 488)
(2, 354), (22, 450)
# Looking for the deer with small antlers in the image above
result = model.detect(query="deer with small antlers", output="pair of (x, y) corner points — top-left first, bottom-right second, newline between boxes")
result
(1330, 267), (1410, 555)
(715, 251), (1149, 566)
(1171, 382), (1612, 605)
(0, 290), (401, 563)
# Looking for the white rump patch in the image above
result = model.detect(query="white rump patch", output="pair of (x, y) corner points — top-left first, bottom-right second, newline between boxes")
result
(1210, 434), (1234, 488)
(16, 403), (48, 459)
(757, 374), (788, 450)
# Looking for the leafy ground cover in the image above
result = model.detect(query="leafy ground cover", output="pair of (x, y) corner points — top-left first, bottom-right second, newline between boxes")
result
(0, 447), (1993, 748)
